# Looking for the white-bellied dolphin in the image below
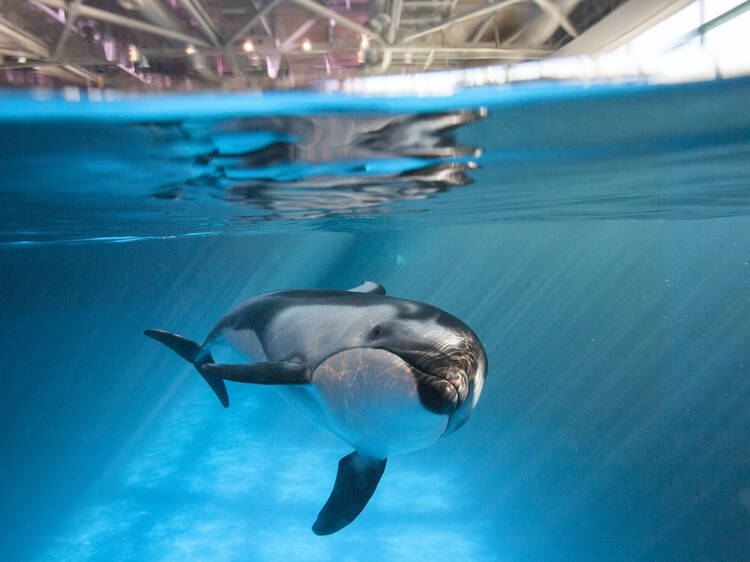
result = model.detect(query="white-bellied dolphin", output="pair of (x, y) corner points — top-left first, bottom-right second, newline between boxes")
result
(145, 281), (487, 535)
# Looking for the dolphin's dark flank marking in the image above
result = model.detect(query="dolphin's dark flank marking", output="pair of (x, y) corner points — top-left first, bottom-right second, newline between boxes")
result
(145, 281), (487, 535)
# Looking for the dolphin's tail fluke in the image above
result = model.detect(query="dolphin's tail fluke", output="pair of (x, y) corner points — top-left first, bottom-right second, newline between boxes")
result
(144, 329), (230, 408)
(195, 364), (230, 408)
(144, 329), (201, 362)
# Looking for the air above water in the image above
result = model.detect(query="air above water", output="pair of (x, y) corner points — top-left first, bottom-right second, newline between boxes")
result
(0, 76), (749, 561)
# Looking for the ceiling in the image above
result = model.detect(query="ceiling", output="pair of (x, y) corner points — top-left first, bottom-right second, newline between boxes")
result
(0, 0), (689, 91)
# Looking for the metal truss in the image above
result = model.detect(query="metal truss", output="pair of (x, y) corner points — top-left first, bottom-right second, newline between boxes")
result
(0, 0), (630, 90)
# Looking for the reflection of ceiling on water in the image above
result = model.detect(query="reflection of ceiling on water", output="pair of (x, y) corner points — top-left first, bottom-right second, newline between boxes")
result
(149, 109), (484, 220)
(0, 0), (631, 90)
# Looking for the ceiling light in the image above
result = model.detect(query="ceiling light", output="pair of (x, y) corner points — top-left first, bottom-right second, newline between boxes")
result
(302, 39), (312, 51)
(360, 35), (369, 49)
(127, 45), (139, 63)
(185, 45), (196, 55)
(242, 40), (255, 53)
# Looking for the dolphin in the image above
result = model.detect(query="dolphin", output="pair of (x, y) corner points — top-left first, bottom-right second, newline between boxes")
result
(145, 281), (487, 535)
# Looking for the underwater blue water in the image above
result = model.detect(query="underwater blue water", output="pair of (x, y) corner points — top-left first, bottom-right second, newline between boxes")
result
(1, 77), (749, 561)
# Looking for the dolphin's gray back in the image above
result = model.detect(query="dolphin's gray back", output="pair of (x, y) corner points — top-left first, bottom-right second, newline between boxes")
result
(206, 289), (445, 368)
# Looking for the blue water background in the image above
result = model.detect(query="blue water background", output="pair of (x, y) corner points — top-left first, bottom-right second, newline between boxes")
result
(1, 78), (749, 561)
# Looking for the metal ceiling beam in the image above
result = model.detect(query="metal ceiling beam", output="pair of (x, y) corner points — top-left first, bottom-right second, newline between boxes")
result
(290, 0), (385, 43)
(0, 12), (106, 85)
(336, 44), (552, 59)
(35, 0), (212, 46)
(555, 0), (694, 56)
(0, 57), (103, 69)
(379, 0), (404, 72)
(51, 0), (83, 60)
(61, 64), (99, 81)
(532, 0), (577, 38)
(37, 64), (94, 84)
(402, 0), (453, 7)
(401, 0), (527, 44)
(177, 0), (222, 46)
(133, 42), (551, 59)
(2, 60), (100, 84)
(137, 0), (186, 31)
(0, 47), (39, 59)
(281, 18), (318, 50)
(423, 48), (435, 69)
(387, 0), (403, 44)
(176, 0), (244, 79)
(387, 44), (551, 58)
(0, 15), (50, 57)
(503, 0), (580, 48)
(468, 14), (495, 43)
(130, 0), (222, 84)
(224, 0), (283, 46)
(251, 0), (276, 39)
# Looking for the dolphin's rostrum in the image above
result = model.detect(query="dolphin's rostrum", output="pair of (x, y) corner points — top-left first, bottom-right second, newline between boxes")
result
(145, 281), (487, 535)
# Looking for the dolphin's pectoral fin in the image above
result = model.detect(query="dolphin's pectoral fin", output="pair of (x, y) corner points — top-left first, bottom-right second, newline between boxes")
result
(348, 281), (386, 295)
(144, 329), (229, 408)
(312, 451), (387, 536)
(200, 361), (311, 385)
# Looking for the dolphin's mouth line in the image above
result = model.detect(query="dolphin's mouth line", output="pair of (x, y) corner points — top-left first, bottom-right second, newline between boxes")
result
(312, 346), (465, 412)
(399, 359), (462, 398)
(370, 347), (465, 404)
(313, 346), (460, 394)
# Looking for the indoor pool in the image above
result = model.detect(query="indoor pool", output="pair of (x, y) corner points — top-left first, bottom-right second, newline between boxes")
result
(1, 76), (749, 561)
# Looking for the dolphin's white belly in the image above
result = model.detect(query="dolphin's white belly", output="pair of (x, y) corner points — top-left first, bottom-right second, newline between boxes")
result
(282, 348), (448, 458)
(214, 328), (448, 458)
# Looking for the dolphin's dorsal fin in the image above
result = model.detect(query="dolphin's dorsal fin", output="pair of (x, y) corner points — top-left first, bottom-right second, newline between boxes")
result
(348, 281), (386, 295)
(312, 451), (387, 535)
(200, 361), (311, 385)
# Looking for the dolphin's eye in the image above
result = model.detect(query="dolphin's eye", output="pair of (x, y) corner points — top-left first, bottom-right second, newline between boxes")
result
(369, 325), (381, 339)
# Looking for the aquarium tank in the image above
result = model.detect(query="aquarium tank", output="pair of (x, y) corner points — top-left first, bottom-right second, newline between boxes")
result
(1, 0), (749, 560)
